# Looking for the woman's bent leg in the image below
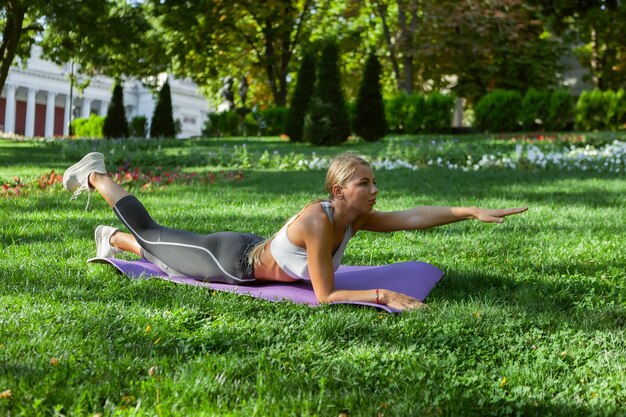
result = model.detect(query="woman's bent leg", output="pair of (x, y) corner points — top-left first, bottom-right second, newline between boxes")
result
(113, 195), (262, 283)
(88, 172), (131, 208)
(109, 231), (142, 256)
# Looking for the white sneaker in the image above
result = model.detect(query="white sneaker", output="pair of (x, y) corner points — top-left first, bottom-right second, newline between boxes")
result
(63, 152), (107, 201)
(95, 225), (122, 258)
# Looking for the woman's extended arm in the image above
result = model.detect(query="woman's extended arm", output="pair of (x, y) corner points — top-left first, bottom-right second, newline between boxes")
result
(357, 206), (528, 232)
(301, 209), (426, 310)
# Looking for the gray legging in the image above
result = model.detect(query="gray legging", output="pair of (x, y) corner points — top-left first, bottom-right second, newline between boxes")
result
(113, 195), (263, 284)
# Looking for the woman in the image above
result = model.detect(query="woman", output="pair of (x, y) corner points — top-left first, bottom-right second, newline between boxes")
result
(63, 151), (527, 311)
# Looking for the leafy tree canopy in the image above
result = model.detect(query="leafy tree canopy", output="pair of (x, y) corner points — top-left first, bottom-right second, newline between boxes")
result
(1, 0), (165, 93)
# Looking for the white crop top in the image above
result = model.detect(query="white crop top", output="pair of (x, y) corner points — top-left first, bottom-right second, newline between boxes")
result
(270, 201), (352, 280)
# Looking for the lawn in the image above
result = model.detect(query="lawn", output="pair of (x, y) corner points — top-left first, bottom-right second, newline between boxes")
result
(1, 134), (625, 416)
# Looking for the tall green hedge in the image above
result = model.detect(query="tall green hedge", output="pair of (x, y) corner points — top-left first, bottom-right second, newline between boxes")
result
(353, 52), (387, 142)
(302, 40), (350, 146)
(285, 50), (316, 142)
(150, 80), (176, 138)
(102, 82), (129, 138)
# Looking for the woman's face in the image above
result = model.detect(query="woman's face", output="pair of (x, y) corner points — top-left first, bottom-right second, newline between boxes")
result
(339, 164), (379, 212)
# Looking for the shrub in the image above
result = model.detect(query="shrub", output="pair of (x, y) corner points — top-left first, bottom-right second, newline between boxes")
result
(474, 89), (523, 132)
(285, 50), (316, 142)
(520, 88), (551, 130)
(150, 79), (176, 138)
(616, 89), (626, 130)
(385, 94), (408, 133)
(403, 93), (426, 134)
(302, 40), (350, 146)
(71, 118), (88, 138)
(423, 93), (455, 133)
(575, 89), (615, 131)
(72, 115), (105, 138)
(258, 107), (288, 136)
(129, 116), (148, 138)
(574, 88), (625, 131)
(202, 111), (241, 137)
(353, 52), (387, 142)
(103, 82), (129, 138)
(545, 89), (574, 131)
(242, 112), (260, 136)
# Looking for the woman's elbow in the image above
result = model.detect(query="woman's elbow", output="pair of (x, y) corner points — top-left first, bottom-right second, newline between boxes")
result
(315, 293), (332, 304)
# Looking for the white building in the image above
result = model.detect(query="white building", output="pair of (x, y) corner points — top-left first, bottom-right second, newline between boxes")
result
(0, 47), (210, 138)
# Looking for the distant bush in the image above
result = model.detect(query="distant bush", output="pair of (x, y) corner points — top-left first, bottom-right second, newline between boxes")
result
(520, 88), (551, 130)
(575, 88), (626, 131)
(474, 89), (523, 132)
(129, 116), (148, 138)
(385, 92), (454, 134)
(423, 93), (455, 133)
(402, 94), (426, 134)
(241, 112), (260, 136)
(385, 94), (408, 133)
(202, 111), (241, 137)
(72, 114), (105, 138)
(545, 90), (574, 131)
(257, 107), (288, 136)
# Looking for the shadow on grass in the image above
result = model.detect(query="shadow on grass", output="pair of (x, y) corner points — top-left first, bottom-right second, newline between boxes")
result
(0, 142), (66, 168)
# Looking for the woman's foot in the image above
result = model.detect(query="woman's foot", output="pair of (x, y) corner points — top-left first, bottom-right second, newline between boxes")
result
(95, 225), (122, 258)
(63, 152), (107, 200)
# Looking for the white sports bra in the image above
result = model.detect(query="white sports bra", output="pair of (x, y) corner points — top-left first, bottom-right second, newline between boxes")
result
(270, 201), (353, 280)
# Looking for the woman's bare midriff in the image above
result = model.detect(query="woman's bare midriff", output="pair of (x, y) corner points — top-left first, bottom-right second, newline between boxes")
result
(253, 239), (298, 282)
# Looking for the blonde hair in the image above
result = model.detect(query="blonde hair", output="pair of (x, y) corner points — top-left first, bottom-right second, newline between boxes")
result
(248, 151), (370, 266)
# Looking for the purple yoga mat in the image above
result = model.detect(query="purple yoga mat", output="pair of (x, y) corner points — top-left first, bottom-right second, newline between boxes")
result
(88, 257), (444, 313)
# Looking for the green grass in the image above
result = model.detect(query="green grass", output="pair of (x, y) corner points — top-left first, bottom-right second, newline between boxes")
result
(1, 136), (626, 416)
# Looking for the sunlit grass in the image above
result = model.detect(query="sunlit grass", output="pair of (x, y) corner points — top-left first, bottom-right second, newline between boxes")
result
(1, 136), (625, 416)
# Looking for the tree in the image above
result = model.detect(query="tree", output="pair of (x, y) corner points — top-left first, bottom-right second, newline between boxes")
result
(1, 0), (162, 95)
(102, 82), (128, 139)
(302, 40), (350, 146)
(285, 50), (316, 142)
(533, 0), (626, 90)
(353, 52), (387, 141)
(149, 0), (315, 107)
(412, 0), (565, 104)
(373, 0), (420, 94)
(150, 79), (176, 138)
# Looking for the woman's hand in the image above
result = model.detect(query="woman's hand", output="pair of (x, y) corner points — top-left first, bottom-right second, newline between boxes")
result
(379, 289), (427, 311)
(473, 207), (528, 224)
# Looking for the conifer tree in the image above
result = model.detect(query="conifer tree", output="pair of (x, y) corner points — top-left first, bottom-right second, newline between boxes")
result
(150, 79), (176, 138)
(102, 82), (129, 138)
(353, 52), (387, 141)
(285, 50), (316, 142)
(302, 40), (350, 146)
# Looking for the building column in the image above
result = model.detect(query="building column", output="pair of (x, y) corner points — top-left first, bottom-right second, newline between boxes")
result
(100, 101), (109, 116)
(63, 94), (71, 136)
(25, 88), (37, 137)
(45, 91), (57, 137)
(3, 84), (16, 133)
(81, 97), (92, 118)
